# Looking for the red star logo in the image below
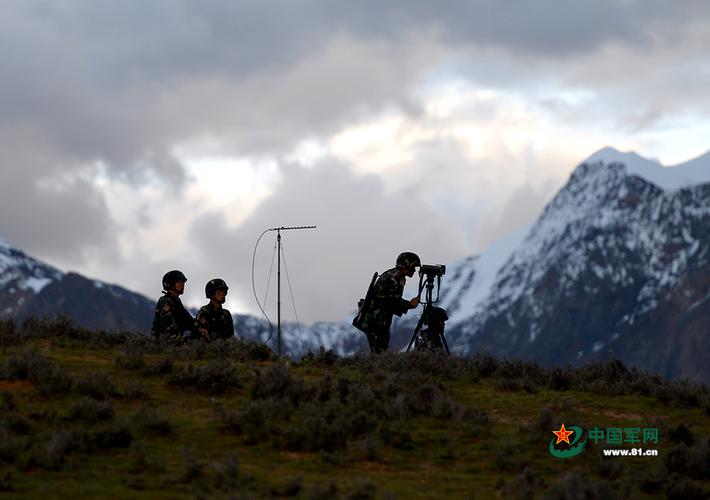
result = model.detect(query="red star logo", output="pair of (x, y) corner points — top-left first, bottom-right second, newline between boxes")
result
(553, 424), (574, 445)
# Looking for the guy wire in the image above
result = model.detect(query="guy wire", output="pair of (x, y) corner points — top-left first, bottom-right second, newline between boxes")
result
(279, 242), (305, 353)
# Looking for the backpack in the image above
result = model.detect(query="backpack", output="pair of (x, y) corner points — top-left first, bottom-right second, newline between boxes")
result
(352, 272), (378, 334)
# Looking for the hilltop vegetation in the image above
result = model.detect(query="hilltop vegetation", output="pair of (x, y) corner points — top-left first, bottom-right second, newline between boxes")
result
(1, 317), (709, 499)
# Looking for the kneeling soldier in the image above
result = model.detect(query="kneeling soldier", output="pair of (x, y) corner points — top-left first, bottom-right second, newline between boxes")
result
(196, 278), (235, 340)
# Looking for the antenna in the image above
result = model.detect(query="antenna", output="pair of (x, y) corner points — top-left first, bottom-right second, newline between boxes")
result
(262, 225), (316, 356)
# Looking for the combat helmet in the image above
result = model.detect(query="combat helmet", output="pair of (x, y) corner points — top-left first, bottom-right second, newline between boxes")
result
(162, 270), (187, 291)
(396, 252), (421, 269)
(205, 278), (229, 298)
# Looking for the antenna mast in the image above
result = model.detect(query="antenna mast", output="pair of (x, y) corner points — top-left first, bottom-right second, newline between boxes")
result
(266, 225), (316, 356)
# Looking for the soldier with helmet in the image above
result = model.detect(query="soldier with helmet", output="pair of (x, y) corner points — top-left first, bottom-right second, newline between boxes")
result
(195, 278), (235, 341)
(151, 270), (198, 342)
(362, 252), (421, 353)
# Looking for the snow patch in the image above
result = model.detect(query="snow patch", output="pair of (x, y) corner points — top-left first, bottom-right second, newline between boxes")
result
(20, 277), (52, 293)
(583, 147), (710, 190)
(444, 225), (530, 324)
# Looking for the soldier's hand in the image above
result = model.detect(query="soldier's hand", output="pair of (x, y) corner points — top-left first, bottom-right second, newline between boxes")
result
(409, 297), (420, 308)
(199, 328), (209, 338)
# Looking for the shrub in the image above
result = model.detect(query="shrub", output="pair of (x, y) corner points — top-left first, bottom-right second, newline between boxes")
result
(130, 442), (166, 475)
(349, 437), (381, 462)
(170, 337), (274, 363)
(500, 467), (542, 500)
(131, 406), (172, 436)
(251, 363), (314, 405)
(0, 431), (30, 466)
(308, 481), (339, 500)
(346, 480), (377, 500)
(123, 381), (151, 400)
(93, 422), (132, 449)
(0, 319), (15, 347)
(379, 424), (414, 450)
(300, 347), (339, 367)
(670, 424), (695, 446)
(181, 447), (204, 482)
(168, 360), (241, 395)
(542, 471), (618, 500)
(665, 439), (710, 480)
(271, 476), (303, 497)
(115, 351), (145, 371)
(217, 400), (274, 445)
(141, 356), (173, 377)
(547, 366), (572, 391)
(75, 371), (117, 400)
(470, 352), (499, 378)
(522, 408), (557, 442)
(0, 470), (13, 492)
(41, 430), (91, 470)
(67, 397), (115, 424)
(0, 391), (16, 412)
(213, 452), (240, 492)
(0, 347), (72, 396)
(494, 439), (525, 472)
(666, 478), (710, 500)
(274, 402), (348, 453)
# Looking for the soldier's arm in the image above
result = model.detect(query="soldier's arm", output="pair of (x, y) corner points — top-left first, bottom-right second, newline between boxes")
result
(195, 309), (209, 338)
(226, 311), (235, 338)
(159, 301), (180, 337)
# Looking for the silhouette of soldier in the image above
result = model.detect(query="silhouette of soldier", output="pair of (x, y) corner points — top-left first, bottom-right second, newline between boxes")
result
(363, 252), (421, 353)
(195, 278), (235, 340)
(151, 270), (197, 342)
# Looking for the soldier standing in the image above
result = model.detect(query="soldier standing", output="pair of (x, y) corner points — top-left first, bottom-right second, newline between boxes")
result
(151, 270), (197, 342)
(196, 278), (235, 341)
(364, 252), (421, 353)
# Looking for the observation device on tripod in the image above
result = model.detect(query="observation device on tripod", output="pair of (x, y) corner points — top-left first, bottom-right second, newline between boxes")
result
(405, 264), (451, 355)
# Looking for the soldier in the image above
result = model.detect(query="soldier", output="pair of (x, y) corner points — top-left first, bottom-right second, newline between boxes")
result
(363, 252), (421, 353)
(195, 278), (235, 341)
(151, 270), (197, 342)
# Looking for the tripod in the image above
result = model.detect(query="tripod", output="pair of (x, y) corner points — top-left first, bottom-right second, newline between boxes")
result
(405, 273), (450, 355)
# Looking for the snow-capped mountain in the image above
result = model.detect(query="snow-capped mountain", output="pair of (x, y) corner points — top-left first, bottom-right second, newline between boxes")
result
(0, 238), (64, 318)
(248, 146), (710, 377)
(438, 147), (710, 382)
(2, 146), (709, 383)
(0, 239), (155, 331)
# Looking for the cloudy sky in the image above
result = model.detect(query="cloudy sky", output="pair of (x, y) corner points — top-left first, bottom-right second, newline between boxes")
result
(2, 1), (710, 322)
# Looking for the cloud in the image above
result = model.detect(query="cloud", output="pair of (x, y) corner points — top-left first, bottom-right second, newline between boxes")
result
(0, 155), (117, 266)
(471, 182), (560, 252)
(186, 160), (467, 322)
(3, 0), (710, 321)
(4, 0), (709, 182)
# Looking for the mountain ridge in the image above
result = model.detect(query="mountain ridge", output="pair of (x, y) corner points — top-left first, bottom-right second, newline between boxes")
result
(1, 146), (709, 382)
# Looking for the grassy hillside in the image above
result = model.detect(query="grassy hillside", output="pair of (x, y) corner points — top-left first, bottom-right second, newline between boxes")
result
(1, 317), (709, 499)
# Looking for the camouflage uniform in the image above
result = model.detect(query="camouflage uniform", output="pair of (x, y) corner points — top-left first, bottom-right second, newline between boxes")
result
(196, 303), (234, 341)
(151, 293), (195, 342)
(360, 267), (412, 353)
